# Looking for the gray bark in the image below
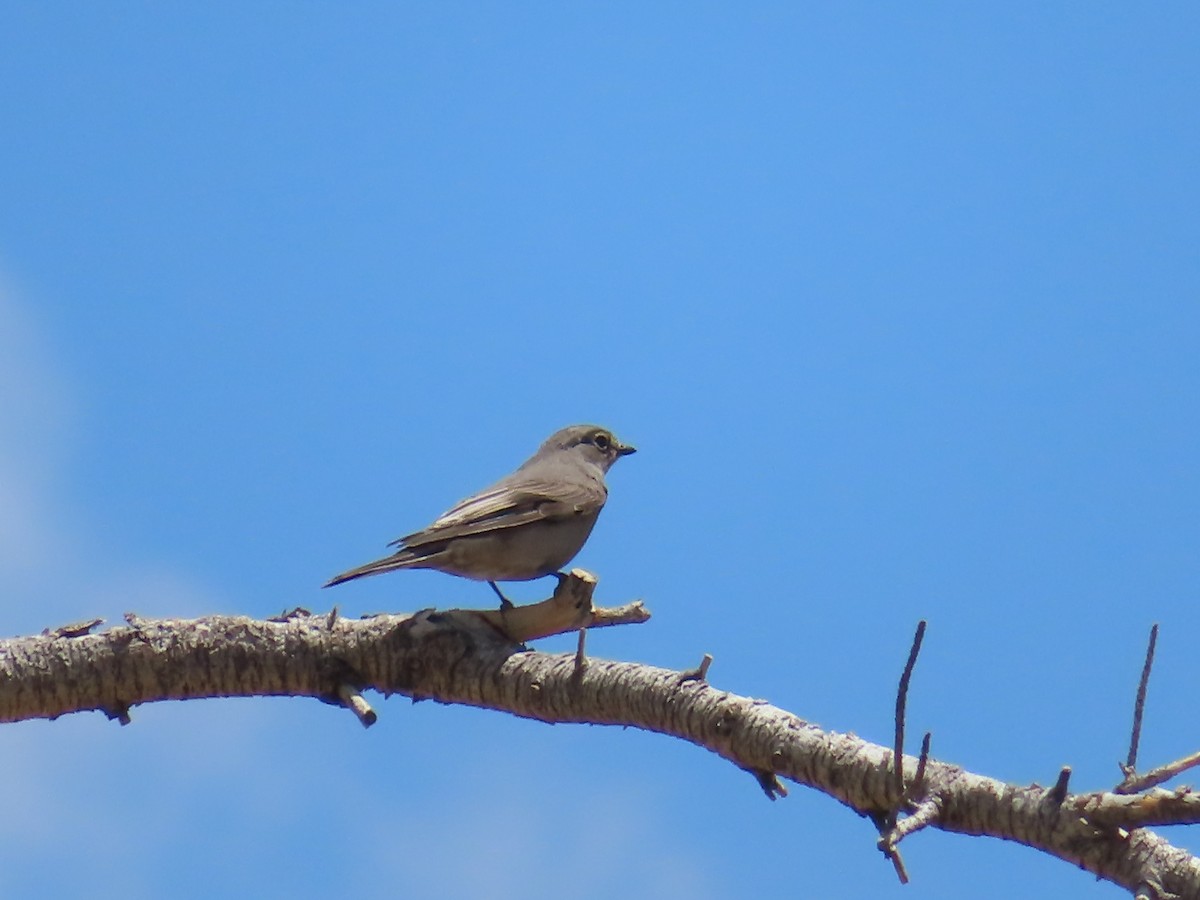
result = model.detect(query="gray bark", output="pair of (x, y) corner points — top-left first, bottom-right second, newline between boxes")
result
(1, 591), (1196, 899)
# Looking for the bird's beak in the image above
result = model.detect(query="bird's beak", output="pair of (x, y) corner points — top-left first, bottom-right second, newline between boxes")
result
(615, 441), (637, 456)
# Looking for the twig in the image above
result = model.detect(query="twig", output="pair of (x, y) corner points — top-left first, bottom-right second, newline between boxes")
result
(887, 849), (909, 885)
(893, 620), (927, 800)
(46, 618), (105, 638)
(1113, 624), (1200, 793)
(574, 627), (588, 677)
(883, 797), (944, 848)
(873, 621), (930, 885)
(869, 811), (910, 884)
(678, 653), (713, 683)
(471, 569), (650, 644)
(268, 607), (312, 622)
(336, 683), (377, 728)
(1124, 624), (1159, 778)
(1048, 766), (1072, 804)
(751, 768), (788, 800)
(1116, 749), (1200, 795)
(875, 794), (944, 887)
(903, 732), (932, 804)
(587, 602), (650, 629)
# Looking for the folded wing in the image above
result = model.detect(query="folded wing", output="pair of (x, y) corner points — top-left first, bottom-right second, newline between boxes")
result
(389, 477), (606, 549)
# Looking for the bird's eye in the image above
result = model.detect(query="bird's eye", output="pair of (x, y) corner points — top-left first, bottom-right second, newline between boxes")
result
(593, 432), (611, 451)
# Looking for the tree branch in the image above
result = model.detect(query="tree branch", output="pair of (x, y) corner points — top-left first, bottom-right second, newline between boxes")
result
(1, 577), (1197, 897)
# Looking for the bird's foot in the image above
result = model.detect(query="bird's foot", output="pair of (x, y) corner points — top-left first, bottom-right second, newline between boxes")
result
(489, 581), (515, 612)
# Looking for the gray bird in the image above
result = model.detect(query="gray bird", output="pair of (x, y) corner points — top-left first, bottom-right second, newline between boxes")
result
(324, 424), (636, 607)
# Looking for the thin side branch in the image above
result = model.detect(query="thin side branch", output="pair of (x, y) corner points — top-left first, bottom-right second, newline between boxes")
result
(471, 569), (649, 643)
(1124, 624), (1159, 778)
(678, 653), (713, 684)
(46, 618), (105, 638)
(884, 844), (909, 885)
(893, 620), (927, 800)
(336, 683), (377, 728)
(867, 810), (910, 885)
(903, 732), (932, 804)
(574, 627), (588, 676)
(1049, 766), (1073, 805)
(1116, 751), (1200, 796)
(880, 796), (944, 854)
(751, 768), (788, 800)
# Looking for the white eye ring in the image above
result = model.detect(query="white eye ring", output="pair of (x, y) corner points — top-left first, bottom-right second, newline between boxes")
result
(593, 433), (611, 451)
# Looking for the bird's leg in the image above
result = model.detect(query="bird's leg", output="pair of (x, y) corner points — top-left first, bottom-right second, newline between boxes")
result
(489, 581), (514, 611)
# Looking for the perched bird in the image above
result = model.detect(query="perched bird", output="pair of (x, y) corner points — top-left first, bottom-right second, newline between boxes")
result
(324, 424), (636, 607)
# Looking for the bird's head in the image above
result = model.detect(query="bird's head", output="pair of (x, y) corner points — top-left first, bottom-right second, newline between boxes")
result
(541, 424), (636, 473)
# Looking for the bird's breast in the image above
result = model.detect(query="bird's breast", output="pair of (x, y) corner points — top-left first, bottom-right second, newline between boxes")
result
(435, 513), (599, 581)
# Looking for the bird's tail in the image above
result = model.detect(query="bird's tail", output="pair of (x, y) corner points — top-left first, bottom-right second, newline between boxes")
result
(323, 550), (423, 588)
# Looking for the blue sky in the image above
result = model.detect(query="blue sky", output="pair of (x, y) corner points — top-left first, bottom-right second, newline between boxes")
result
(1, 5), (1198, 898)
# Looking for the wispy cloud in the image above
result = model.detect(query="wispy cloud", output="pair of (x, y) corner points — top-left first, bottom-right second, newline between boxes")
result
(0, 275), (284, 888)
(0, 273), (223, 630)
(0, 276), (72, 582)
(346, 743), (720, 900)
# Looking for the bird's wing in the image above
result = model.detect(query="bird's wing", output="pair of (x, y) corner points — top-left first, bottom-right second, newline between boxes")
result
(390, 477), (606, 549)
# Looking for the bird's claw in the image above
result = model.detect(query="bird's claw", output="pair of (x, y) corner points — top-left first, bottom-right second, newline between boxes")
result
(490, 581), (515, 612)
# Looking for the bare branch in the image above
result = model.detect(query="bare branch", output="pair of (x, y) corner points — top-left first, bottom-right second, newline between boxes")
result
(45, 618), (105, 638)
(750, 768), (788, 800)
(1117, 751), (1200, 796)
(1049, 766), (1073, 805)
(884, 842), (909, 883)
(880, 796), (944, 854)
(574, 627), (588, 676)
(2, 605), (1200, 896)
(877, 622), (930, 886)
(904, 732), (932, 805)
(336, 683), (377, 728)
(471, 569), (649, 643)
(893, 620), (927, 802)
(678, 653), (713, 684)
(1123, 624), (1159, 780)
